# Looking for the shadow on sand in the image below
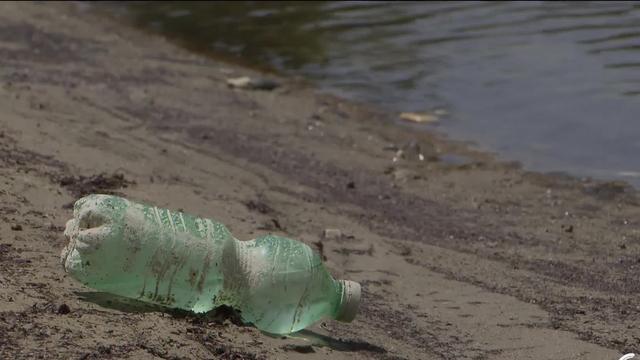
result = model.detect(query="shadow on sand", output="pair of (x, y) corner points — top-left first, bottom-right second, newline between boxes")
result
(77, 291), (386, 353)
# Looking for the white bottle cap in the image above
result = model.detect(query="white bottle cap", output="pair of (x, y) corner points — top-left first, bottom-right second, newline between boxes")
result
(336, 280), (361, 322)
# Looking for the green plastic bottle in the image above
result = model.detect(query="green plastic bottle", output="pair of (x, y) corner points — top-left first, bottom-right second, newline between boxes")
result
(61, 194), (360, 334)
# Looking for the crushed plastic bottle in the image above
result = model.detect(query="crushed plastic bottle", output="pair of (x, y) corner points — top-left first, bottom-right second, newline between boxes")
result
(61, 194), (360, 334)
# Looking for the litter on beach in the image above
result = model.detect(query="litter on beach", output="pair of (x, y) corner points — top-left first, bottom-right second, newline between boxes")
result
(398, 112), (438, 124)
(226, 76), (280, 91)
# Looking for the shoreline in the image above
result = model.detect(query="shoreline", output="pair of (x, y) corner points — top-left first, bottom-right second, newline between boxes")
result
(0, 2), (636, 359)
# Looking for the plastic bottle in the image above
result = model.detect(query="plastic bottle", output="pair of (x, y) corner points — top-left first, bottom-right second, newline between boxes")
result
(61, 194), (360, 334)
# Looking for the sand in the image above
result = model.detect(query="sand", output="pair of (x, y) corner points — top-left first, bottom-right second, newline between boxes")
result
(0, 2), (637, 359)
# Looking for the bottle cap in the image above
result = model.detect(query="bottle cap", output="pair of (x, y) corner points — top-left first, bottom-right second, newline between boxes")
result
(336, 280), (361, 322)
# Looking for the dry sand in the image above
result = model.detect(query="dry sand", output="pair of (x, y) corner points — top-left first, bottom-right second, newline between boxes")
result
(0, 2), (638, 359)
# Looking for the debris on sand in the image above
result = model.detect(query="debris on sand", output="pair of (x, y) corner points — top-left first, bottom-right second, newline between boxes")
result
(244, 200), (275, 214)
(226, 76), (280, 91)
(322, 228), (342, 240)
(256, 218), (284, 231)
(390, 168), (419, 183)
(334, 245), (375, 256)
(59, 173), (135, 198)
(387, 139), (437, 163)
(399, 111), (438, 124)
(282, 344), (315, 353)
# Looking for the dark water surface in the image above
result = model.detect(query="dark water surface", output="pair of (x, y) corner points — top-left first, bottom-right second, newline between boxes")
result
(108, 2), (640, 184)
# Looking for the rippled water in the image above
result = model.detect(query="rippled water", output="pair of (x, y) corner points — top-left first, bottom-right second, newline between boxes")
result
(108, 1), (640, 184)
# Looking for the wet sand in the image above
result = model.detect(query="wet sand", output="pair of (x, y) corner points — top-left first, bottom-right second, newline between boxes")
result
(0, 2), (636, 359)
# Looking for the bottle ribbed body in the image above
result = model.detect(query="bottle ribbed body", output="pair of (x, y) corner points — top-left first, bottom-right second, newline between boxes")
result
(220, 235), (342, 334)
(61, 194), (348, 334)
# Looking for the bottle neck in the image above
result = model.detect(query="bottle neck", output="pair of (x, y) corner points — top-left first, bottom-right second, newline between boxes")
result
(334, 280), (361, 322)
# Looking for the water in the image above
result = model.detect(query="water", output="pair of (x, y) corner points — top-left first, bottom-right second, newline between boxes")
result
(107, 2), (640, 184)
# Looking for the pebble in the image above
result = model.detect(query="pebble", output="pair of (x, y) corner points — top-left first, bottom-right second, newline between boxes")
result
(11, 224), (22, 231)
(57, 304), (71, 315)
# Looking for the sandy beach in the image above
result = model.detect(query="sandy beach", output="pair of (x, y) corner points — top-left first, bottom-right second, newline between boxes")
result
(0, 2), (638, 359)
